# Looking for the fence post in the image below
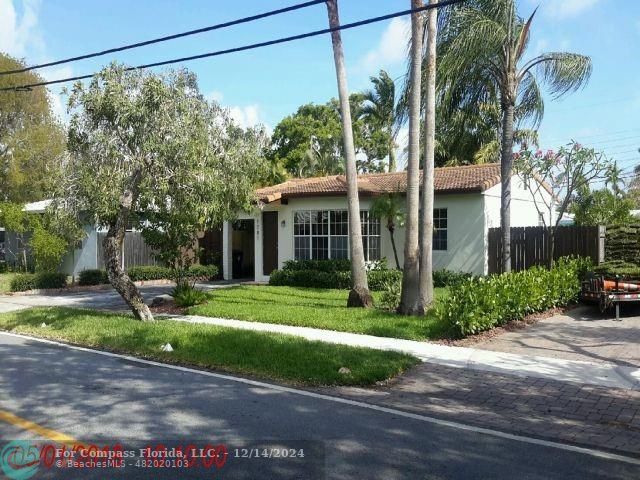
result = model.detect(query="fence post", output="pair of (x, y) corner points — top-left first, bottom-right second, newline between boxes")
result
(597, 225), (606, 264)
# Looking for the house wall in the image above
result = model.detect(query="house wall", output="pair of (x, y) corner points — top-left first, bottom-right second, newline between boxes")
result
(221, 175), (555, 280)
(59, 224), (99, 277)
(230, 193), (488, 279)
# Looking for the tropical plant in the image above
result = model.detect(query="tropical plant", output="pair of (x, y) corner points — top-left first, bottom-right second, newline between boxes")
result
(325, 0), (372, 308)
(419, 0), (438, 309)
(398, 0), (424, 316)
(371, 193), (405, 269)
(437, 0), (592, 272)
(361, 70), (400, 172)
(64, 64), (266, 321)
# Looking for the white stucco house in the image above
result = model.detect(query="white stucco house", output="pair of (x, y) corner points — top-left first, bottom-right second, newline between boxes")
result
(218, 163), (556, 282)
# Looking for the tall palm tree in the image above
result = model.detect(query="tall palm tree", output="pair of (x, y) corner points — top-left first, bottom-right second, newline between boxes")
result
(398, 0), (424, 316)
(438, 0), (592, 272)
(419, 0), (437, 309)
(361, 70), (400, 172)
(325, 0), (373, 308)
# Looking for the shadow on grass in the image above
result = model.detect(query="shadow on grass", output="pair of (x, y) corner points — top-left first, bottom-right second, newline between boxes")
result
(0, 307), (418, 387)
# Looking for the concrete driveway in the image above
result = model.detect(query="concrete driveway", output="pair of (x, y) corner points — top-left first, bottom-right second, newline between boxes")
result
(0, 281), (238, 314)
(474, 304), (640, 367)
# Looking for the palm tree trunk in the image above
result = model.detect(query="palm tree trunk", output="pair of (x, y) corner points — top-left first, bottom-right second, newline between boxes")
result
(388, 224), (401, 269)
(500, 101), (515, 273)
(325, 0), (372, 308)
(388, 139), (397, 172)
(398, 0), (424, 316)
(419, 0), (437, 309)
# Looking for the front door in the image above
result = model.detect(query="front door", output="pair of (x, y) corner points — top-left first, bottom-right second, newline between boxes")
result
(262, 212), (278, 275)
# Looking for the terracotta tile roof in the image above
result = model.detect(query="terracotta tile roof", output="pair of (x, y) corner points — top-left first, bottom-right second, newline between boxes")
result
(256, 163), (503, 203)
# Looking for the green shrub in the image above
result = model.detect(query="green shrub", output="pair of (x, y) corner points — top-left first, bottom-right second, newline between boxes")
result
(10, 272), (67, 292)
(29, 227), (68, 272)
(127, 265), (172, 281)
(269, 267), (400, 291)
(436, 256), (592, 337)
(171, 282), (209, 307)
(378, 278), (402, 311)
(367, 269), (402, 290)
(127, 264), (219, 282)
(78, 269), (109, 286)
(433, 269), (473, 288)
(186, 264), (219, 280)
(282, 259), (352, 272)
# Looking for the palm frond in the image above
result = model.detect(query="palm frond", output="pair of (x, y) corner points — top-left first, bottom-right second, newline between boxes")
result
(519, 52), (592, 99)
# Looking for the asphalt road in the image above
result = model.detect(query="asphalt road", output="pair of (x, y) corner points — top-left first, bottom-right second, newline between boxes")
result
(0, 333), (638, 479)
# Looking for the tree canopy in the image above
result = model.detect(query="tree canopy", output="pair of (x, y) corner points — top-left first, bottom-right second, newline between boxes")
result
(0, 53), (66, 203)
(63, 64), (268, 320)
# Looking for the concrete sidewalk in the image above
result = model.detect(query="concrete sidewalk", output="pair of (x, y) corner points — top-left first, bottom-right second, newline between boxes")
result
(169, 314), (640, 391)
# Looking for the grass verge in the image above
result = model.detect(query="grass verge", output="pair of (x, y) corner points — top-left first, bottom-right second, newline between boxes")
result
(189, 286), (449, 341)
(0, 307), (418, 386)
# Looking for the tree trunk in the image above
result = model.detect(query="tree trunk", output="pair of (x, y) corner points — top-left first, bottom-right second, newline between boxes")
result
(500, 101), (515, 273)
(398, 0), (424, 316)
(548, 225), (555, 269)
(388, 224), (401, 269)
(388, 139), (397, 173)
(419, 0), (437, 309)
(325, 0), (372, 308)
(104, 174), (154, 322)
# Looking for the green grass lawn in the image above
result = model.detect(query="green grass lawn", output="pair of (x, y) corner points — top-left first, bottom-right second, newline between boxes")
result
(0, 307), (418, 386)
(189, 286), (449, 341)
(0, 273), (17, 294)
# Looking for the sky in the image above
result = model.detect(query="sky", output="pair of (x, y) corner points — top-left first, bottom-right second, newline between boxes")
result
(1, 0), (639, 178)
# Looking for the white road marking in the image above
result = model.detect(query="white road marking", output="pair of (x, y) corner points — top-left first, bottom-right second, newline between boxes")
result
(2, 331), (639, 466)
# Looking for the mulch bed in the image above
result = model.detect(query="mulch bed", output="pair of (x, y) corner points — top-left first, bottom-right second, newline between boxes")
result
(149, 300), (186, 316)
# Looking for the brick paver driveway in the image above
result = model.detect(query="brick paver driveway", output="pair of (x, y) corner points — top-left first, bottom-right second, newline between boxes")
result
(473, 304), (640, 368)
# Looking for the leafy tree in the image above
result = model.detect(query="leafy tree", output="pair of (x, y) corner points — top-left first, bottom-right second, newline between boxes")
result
(269, 103), (344, 177)
(0, 202), (32, 270)
(0, 53), (66, 203)
(29, 226), (68, 272)
(628, 164), (640, 208)
(64, 64), (266, 321)
(571, 188), (635, 227)
(516, 142), (611, 267)
(371, 193), (405, 269)
(326, 0), (372, 308)
(437, 1), (592, 272)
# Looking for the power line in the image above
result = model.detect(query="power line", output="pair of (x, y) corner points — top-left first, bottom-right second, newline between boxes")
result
(0, 0), (466, 93)
(0, 0), (327, 76)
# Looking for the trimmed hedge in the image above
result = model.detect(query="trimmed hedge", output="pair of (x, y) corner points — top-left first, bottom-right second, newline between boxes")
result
(78, 269), (109, 286)
(10, 272), (68, 292)
(282, 259), (351, 272)
(436, 257), (592, 337)
(78, 265), (220, 285)
(433, 269), (473, 288)
(269, 268), (401, 291)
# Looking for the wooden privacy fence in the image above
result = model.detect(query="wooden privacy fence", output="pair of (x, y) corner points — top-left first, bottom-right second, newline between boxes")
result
(488, 225), (605, 274)
(97, 232), (159, 270)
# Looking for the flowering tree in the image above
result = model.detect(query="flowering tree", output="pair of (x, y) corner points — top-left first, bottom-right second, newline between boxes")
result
(515, 141), (612, 266)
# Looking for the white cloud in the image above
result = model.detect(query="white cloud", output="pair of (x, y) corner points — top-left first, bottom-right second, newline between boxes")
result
(359, 17), (409, 74)
(205, 90), (224, 103)
(0, 0), (42, 58)
(541, 0), (601, 19)
(229, 105), (262, 129)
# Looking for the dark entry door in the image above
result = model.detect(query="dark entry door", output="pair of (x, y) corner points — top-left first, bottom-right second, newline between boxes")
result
(262, 212), (278, 275)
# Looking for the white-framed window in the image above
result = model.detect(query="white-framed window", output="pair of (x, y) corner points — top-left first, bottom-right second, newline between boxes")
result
(293, 210), (381, 261)
(433, 208), (447, 251)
